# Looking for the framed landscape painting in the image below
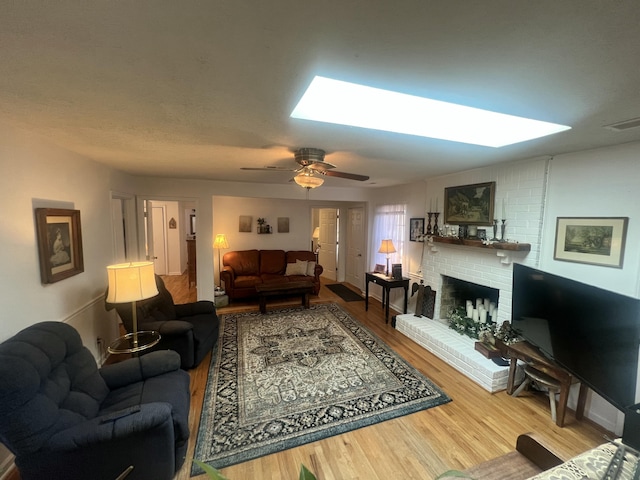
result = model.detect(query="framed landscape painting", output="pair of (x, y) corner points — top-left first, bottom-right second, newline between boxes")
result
(554, 217), (628, 268)
(444, 182), (495, 225)
(35, 208), (84, 283)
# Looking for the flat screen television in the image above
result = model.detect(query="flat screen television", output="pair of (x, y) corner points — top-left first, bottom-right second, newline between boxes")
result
(511, 263), (640, 411)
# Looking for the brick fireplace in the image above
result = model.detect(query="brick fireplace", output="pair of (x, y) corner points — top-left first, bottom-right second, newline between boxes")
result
(395, 241), (531, 392)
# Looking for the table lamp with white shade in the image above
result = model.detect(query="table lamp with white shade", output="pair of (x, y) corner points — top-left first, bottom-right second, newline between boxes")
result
(378, 239), (396, 278)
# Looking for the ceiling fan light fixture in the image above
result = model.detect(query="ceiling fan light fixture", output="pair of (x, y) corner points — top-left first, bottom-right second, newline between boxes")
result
(294, 171), (324, 189)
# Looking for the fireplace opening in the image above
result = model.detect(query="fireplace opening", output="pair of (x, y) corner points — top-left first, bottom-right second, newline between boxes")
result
(441, 276), (499, 323)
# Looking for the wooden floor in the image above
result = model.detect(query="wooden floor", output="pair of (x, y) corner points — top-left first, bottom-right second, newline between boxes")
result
(162, 274), (609, 480)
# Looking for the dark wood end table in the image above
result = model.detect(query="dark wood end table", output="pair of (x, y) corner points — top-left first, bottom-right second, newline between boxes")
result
(364, 272), (410, 323)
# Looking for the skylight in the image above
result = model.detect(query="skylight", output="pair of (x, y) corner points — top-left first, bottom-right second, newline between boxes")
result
(291, 76), (571, 148)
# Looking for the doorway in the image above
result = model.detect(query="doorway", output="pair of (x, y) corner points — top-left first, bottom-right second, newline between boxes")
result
(317, 208), (338, 281)
(345, 206), (365, 290)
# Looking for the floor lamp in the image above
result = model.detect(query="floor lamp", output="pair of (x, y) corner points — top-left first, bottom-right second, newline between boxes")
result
(378, 239), (396, 278)
(213, 233), (229, 292)
(106, 261), (158, 349)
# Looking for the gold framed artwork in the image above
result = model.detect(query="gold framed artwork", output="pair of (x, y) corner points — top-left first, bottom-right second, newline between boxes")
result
(35, 208), (84, 284)
(444, 181), (495, 225)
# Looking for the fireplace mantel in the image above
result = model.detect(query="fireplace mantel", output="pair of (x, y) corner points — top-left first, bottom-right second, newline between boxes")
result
(431, 236), (531, 251)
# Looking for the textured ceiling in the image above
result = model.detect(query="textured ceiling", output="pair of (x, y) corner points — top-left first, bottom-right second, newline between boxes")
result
(1, 1), (640, 188)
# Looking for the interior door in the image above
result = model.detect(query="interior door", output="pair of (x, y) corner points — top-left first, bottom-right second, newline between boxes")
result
(345, 207), (365, 290)
(150, 202), (168, 275)
(318, 208), (338, 281)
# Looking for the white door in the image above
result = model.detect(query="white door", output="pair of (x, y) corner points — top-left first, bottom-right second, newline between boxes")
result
(150, 203), (168, 275)
(111, 198), (127, 263)
(318, 208), (338, 281)
(345, 207), (365, 290)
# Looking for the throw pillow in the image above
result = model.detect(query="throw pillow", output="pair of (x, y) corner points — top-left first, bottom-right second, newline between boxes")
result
(285, 261), (307, 276)
(306, 261), (316, 276)
(295, 259), (309, 275)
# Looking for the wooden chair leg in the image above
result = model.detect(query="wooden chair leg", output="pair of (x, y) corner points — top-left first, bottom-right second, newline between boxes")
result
(512, 377), (531, 397)
(548, 390), (557, 423)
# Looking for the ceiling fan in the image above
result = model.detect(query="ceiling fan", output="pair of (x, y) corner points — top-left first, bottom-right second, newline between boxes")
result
(241, 148), (369, 188)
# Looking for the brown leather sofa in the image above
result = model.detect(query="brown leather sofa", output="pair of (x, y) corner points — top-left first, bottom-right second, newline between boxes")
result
(220, 250), (323, 300)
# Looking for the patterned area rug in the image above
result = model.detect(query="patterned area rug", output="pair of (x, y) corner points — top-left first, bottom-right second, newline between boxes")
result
(192, 303), (451, 474)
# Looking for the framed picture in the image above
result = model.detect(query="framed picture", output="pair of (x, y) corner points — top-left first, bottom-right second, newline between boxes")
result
(444, 181), (495, 225)
(373, 263), (385, 274)
(409, 217), (425, 241)
(392, 263), (403, 280)
(35, 208), (84, 284)
(277, 217), (289, 233)
(554, 217), (628, 268)
(239, 215), (252, 232)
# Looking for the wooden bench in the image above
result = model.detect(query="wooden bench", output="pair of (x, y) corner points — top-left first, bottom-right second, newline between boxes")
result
(255, 281), (314, 313)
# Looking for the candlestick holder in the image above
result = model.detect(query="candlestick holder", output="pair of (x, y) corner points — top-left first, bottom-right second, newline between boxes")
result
(500, 219), (507, 242)
(426, 212), (433, 235)
(432, 212), (440, 236)
(491, 219), (499, 241)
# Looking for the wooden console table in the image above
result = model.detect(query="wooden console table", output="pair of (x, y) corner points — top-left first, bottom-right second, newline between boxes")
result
(365, 272), (409, 324)
(506, 341), (588, 427)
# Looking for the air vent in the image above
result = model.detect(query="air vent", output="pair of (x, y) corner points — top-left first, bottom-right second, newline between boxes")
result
(604, 117), (640, 132)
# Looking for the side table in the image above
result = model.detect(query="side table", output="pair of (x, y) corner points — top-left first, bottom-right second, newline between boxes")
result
(506, 340), (588, 427)
(108, 331), (161, 355)
(364, 272), (409, 323)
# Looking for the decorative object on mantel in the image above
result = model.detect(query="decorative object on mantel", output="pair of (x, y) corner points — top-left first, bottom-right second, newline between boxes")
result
(444, 181), (495, 225)
(256, 217), (272, 234)
(554, 217), (628, 268)
(431, 236), (531, 251)
(491, 219), (499, 241)
(35, 208), (84, 284)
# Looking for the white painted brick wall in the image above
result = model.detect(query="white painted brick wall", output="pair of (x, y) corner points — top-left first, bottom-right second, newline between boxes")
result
(422, 157), (549, 324)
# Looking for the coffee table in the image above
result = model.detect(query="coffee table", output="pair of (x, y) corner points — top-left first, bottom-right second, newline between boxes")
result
(255, 281), (314, 313)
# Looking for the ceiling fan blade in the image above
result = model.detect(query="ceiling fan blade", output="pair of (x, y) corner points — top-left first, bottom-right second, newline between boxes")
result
(240, 166), (297, 172)
(323, 170), (370, 181)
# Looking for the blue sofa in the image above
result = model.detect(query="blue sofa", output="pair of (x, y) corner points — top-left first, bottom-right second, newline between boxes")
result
(0, 321), (190, 480)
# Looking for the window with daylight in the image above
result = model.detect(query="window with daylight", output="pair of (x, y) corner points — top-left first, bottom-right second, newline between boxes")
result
(372, 203), (406, 271)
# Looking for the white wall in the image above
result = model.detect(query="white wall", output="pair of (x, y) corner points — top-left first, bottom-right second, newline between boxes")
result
(0, 127), (138, 476)
(539, 143), (640, 432)
(391, 142), (640, 435)
(0, 128), (133, 352)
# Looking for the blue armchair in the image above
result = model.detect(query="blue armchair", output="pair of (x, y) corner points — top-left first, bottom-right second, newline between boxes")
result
(106, 274), (219, 369)
(0, 321), (190, 480)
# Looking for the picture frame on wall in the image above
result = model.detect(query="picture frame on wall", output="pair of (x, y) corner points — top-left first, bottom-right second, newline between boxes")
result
(554, 217), (628, 268)
(277, 217), (289, 233)
(444, 181), (495, 225)
(239, 215), (252, 232)
(409, 217), (425, 241)
(35, 208), (84, 284)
